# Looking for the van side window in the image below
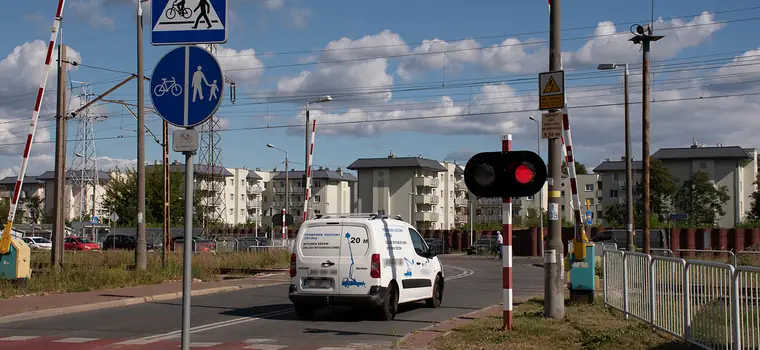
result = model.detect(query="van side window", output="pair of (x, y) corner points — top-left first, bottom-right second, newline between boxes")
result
(408, 228), (428, 256)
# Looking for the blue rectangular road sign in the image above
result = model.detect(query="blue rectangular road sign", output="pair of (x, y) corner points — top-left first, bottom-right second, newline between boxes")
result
(585, 210), (593, 225)
(151, 0), (228, 46)
(669, 213), (689, 220)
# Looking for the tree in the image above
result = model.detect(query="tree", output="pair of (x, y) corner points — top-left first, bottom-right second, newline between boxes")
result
(603, 203), (626, 228)
(744, 174), (760, 222)
(102, 163), (200, 227)
(673, 171), (730, 227)
(23, 195), (44, 224)
(562, 160), (588, 176)
(633, 158), (678, 223)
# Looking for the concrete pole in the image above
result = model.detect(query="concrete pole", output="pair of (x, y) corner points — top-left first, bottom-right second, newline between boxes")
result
(181, 149), (194, 350)
(624, 64), (635, 252)
(53, 44), (67, 271)
(163, 120), (170, 267)
(135, 1), (147, 269)
(642, 38), (651, 255)
(544, 0), (565, 319)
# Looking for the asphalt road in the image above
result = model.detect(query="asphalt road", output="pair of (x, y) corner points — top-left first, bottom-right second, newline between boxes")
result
(0, 255), (544, 349)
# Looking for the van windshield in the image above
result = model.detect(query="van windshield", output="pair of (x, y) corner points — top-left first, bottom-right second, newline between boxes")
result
(299, 225), (343, 257)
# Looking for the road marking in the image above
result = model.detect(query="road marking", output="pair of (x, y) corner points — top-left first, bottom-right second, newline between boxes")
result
(243, 345), (287, 350)
(182, 342), (222, 348)
(444, 265), (475, 280)
(315, 348), (358, 350)
(52, 337), (99, 343)
(244, 339), (277, 344)
(0, 336), (40, 341)
(121, 308), (293, 344)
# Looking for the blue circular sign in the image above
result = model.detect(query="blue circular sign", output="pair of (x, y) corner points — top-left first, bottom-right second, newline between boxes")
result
(150, 46), (224, 128)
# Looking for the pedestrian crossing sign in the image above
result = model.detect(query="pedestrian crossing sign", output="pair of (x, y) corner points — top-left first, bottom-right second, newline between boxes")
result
(151, 0), (228, 46)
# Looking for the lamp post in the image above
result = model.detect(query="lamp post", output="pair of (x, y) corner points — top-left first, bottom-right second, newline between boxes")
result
(528, 116), (543, 250)
(267, 144), (288, 237)
(304, 96), (332, 218)
(597, 63), (634, 252)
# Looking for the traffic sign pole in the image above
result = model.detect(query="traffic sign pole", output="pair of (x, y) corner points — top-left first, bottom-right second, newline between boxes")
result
(182, 144), (194, 350)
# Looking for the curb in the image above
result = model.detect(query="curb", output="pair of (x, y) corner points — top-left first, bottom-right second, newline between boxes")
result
(0, 278), (287, 325)
(396, 297), (533, 348)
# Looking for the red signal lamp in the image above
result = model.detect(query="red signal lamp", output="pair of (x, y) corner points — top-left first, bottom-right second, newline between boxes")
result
(515, 164), (535, 184)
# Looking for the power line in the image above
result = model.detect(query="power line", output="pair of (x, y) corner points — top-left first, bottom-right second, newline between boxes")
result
(1, 90), (756, 149)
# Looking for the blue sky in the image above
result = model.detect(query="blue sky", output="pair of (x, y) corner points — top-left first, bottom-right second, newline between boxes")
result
(1, 0), (760, 178)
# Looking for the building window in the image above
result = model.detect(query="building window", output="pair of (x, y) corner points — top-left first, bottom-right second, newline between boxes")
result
(612, 173), (618, 181)
(700, 162), (707, 169)
(314, 181), (322, 187)
(561, 205), (566, 212)
(561, 191), (565, 197)
(610, 190), (619, 198)
(586, 198), (594, 206)
(229, 209), (233, 215)
(527, 195), (534, 200)
(314, 195), (321, 203)
(230, 194), (234, 200)
(585, 184), (594, 192)
(241, 179), (244, 185)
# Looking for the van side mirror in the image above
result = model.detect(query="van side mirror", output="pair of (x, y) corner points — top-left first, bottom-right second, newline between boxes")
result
(427, 245), (438, 258)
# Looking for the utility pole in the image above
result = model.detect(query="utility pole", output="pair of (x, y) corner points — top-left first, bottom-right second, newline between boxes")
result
(545, 0), (565, 319)
(163, 120), (170, 267)
(624, 65), (634, 252)
(135, 2), (147, 269)
(630, 24), (663, 255)
(53, 44), (67, 271)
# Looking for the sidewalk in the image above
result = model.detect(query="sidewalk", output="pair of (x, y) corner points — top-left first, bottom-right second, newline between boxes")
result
(0, 272), (289, 323)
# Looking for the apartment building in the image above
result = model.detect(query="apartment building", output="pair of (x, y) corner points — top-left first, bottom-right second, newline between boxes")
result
(348, 153), (469, 230)
(592, 159), (643, 219)
(559, 174), (603, 226)
(0, 175), (48, 223)
(469, 183), (548, 226)
(33, 170), (111, 222)
(222, 168), (266, 226)
(593, 143), (759, 227)
(261, 167), (356, 227)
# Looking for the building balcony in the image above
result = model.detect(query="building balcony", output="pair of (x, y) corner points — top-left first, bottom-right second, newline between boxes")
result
(596, 189), (603, 198)
(197, 181), (223, 192)
(414, 212), (440, 222)
(415, 195), (440, 205)
(274, 186), (305, 195)
(478, 198), (501, 206)
(414, 177), (440, 188)
(454, 198), (468, 206)
(456, 214), (468, 222)
(454, 180), (464, 190)
(247, 200), (262, 207)
(617, 180), (627, 189)
(596, 203), (603, 211)
(247, 185), (264, 194)
(513, 198), (523, 207)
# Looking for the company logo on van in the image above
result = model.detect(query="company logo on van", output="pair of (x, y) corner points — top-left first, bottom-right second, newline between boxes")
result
(382, 227), (405, 233)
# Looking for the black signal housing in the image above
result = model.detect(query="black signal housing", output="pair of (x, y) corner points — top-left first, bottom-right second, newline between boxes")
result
(464, 150), (547, 198)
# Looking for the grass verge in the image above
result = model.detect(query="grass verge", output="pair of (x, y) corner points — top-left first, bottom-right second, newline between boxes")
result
(434, 298), (699, 350)
(0, 250), (290, 299)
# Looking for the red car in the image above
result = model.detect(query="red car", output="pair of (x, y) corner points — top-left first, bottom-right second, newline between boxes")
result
(64, 236), (99, 251)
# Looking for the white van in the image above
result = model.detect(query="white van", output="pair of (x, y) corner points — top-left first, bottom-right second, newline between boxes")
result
(288, 213), (444, 321)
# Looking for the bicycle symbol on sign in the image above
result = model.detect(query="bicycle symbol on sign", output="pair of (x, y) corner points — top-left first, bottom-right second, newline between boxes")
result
(179, 133), (193, 143)
(166, 2), (193, 19)
(154, 77), (183, 97)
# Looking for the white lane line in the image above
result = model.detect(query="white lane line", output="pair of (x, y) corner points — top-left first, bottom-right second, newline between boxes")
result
(0, 336), (41, 341)
(52, 337), (99, 343)
(120, 308), (293, 344)
(243, 345), (287, 350)
(444, 265), (475, 280)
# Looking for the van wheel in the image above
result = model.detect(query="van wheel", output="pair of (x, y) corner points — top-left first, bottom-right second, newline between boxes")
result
(294, 304), (316, 320)
(426, 276), (443, 308)
(377, 283), (398, 321)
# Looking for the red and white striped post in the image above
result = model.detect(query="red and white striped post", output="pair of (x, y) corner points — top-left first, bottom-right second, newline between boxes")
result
(303, 120), (316, 222)
(281, 208), (286, 239)
(1, 0), (66, 251)
(561, 109), (586, 240)
(501, 134), (513, 330)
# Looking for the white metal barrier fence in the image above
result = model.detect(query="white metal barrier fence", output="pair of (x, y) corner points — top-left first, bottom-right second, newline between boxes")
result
(603, 249), (760, 350)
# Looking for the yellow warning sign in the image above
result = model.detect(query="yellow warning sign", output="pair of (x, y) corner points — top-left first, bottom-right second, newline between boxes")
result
(543, 76), (561, 93)
(538, 70), (565, 110)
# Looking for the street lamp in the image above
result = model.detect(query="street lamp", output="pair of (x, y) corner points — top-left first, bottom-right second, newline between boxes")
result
(267, 143), (289, 237)
(597, 63), (634, 252)
(304, 96), (332, 218)
(528, 116), (544, 248)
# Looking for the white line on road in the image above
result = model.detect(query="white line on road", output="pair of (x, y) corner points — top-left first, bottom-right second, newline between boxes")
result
(123, 265), (474, 345)
(115, 309), (293, 345)
(0, 336), (41, 341)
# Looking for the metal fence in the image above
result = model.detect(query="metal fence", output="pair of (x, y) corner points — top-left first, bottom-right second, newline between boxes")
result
(603, 249), (760, 349)
(176, 238), (294, 253)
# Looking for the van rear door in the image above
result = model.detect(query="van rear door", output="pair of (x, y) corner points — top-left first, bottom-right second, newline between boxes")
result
(295, 220), (343, 294)
(336, 222), (372, 295)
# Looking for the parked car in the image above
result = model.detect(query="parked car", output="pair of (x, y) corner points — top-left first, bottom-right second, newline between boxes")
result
(64, 236), (99, 251)
(467, 235), (499, 255)
(591, 229), (669, 250)
(424, 237), (452, 254)
(170, 236), (216, 252)
(102, 234), (155, 251)
(22, 236), (52, 250)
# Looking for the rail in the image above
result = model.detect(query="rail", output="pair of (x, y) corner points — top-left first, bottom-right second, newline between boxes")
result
(676, 248), (737, 267)
(602, 249), (760, 349)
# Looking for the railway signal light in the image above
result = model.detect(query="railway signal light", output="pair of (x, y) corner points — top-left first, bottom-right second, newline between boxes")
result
(464, 151), (547, 198)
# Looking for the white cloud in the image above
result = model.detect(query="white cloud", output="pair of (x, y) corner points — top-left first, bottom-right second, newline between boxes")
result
(211, 46), (265, 83)
(96, 156), (137, 171)
(0, 41), (83, 156)
(264, 0), (285, 10)
(289, 8), (312, 29)
(277, 30), (409, 103)
(397, 39), (482, 80)
(69, 0), (143, 29)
